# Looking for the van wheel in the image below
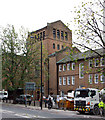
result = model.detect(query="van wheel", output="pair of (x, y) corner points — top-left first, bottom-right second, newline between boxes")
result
(93, 106), (100, 115)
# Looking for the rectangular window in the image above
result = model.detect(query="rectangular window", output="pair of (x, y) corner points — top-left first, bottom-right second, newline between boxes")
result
(72, 63), (75, 70)
(89, 60), (93, 68)
(62, 45), (64, 49)
(79, 63), (84, 78)
(59, 77), (62, 85)
(61, 31), (64, 40)
(67, 76), (70, 85)
(72, 76), (75, 85)
(59, 65), (62, 72)
(63, 77), (66, 85)
(63, 64), (66, 71)
(53, 43), (55, 49)
(57, 44), (60, 50)
(94, 74), (98, 84)
(65, 32), (68, 40)
(89, 74), (92, 84)
(43, 31), (45, 40)
(53, 28), (56, 38)
(57, 30), (60, 39)
(100, 74), (105, 83)
(95, 58), (99, 67)
(100, 57), (104, 66)
(67, 63), (70, 70)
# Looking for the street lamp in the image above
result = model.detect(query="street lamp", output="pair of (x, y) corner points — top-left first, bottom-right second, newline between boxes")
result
(40, 37), (43, 110)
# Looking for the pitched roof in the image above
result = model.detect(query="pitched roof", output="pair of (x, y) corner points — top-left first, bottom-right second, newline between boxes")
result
(57, 48), (104, 64)
(29, 20), (71, 35)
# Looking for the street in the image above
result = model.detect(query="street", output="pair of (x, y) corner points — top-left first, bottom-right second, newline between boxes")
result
(1, 102), (105, 120)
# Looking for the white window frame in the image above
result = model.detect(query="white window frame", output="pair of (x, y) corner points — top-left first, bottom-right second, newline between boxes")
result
(94, 74), (98, 84)
(63, 77), (66, 85)
(59, 65), (62, 72)
(72, 62), (75, 70)
(89, 74), (92, 84)
(79, 63), (84, 79)
(63, 64), (66, 71)
(89, 60), (93, 68)
(95, 58), (99, 67)
(100, 74), (105, 83)
(67, 63), (70, 71)
(67, 76), (70, 85)
(72, 76), (75, 85)
(59, 77), (62, 85)
(100, 57), (104, 66)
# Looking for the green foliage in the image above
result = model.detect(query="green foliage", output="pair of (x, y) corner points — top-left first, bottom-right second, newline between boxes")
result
(1, 25), (48, 90)
(73, 0), (105, 53)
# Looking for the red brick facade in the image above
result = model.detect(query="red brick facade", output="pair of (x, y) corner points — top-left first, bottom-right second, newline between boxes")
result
(57, 50), (105, 95)
(29, 20), (73, 96)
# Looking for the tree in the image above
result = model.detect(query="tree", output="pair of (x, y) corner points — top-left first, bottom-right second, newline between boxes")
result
(73, 0), (105, 56)
(1, 24), (48, 92)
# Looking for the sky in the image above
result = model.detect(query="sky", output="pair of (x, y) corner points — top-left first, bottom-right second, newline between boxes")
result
(0, 0), (84, 32)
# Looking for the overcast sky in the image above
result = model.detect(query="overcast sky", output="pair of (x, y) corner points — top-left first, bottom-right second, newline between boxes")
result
(0, 0), (85, 32)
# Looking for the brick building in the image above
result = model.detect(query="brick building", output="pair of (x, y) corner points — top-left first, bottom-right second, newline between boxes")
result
(29, 20), (72, 55)
(28, 20), (73, 97)
(56, 48), (105, 95)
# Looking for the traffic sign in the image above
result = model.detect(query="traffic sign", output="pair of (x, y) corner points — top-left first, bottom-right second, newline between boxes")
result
(25, 82), (35, 90)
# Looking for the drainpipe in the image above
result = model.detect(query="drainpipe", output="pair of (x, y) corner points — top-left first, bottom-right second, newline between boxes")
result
(56, 63), (59, 95)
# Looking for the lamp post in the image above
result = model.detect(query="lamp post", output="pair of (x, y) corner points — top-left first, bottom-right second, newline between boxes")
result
(40, 38), (43, 110)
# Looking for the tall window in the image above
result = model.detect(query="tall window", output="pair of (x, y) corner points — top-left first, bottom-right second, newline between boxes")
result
(95, 58), (99, 67)
(67, 63), (70, 70)
(89, 60), (93, 68)
(59, 65), (62, 72)
(63, 77), (66, 85)
(100, 73), (105, 83)
(65, 32), (68, 40)
(94, 74), (98, 84)
(59, 77), (62, 85)
(72, 63), (75, 70)
(62, 45), (64, 49)
(57, 44), (60, 50)
(43, 31), (45, 40)
(100, 57), (104, 66)
(67, 76), (70, 85)
(63, 64), (66, 71)
(53, 43), (55, 49)
(72, 76), (75, 85)
(53, 28), (56, 38)
(79, 63), (84, 78)
(89, 74), (92, 84)
(57, 30), (60, 39)
(61, 31), (64, 40)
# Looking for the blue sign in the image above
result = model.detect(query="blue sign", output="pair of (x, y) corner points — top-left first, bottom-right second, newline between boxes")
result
(25, 82), (35, 90)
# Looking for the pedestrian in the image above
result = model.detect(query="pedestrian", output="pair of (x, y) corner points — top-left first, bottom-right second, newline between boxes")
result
(48, 98), (52, 109)
(98, 94), (105, 116)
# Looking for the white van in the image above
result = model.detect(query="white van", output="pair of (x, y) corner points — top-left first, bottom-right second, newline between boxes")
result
(0, 91), (8, 100)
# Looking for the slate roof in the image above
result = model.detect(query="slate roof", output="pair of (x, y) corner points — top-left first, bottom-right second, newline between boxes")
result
(57, 48), (104, 64)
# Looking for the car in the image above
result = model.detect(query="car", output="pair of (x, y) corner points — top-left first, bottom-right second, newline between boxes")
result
(15, 94), (32, 105)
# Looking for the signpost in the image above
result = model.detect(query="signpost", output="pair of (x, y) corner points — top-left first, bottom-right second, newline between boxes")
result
(25, 82), (36, 107)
